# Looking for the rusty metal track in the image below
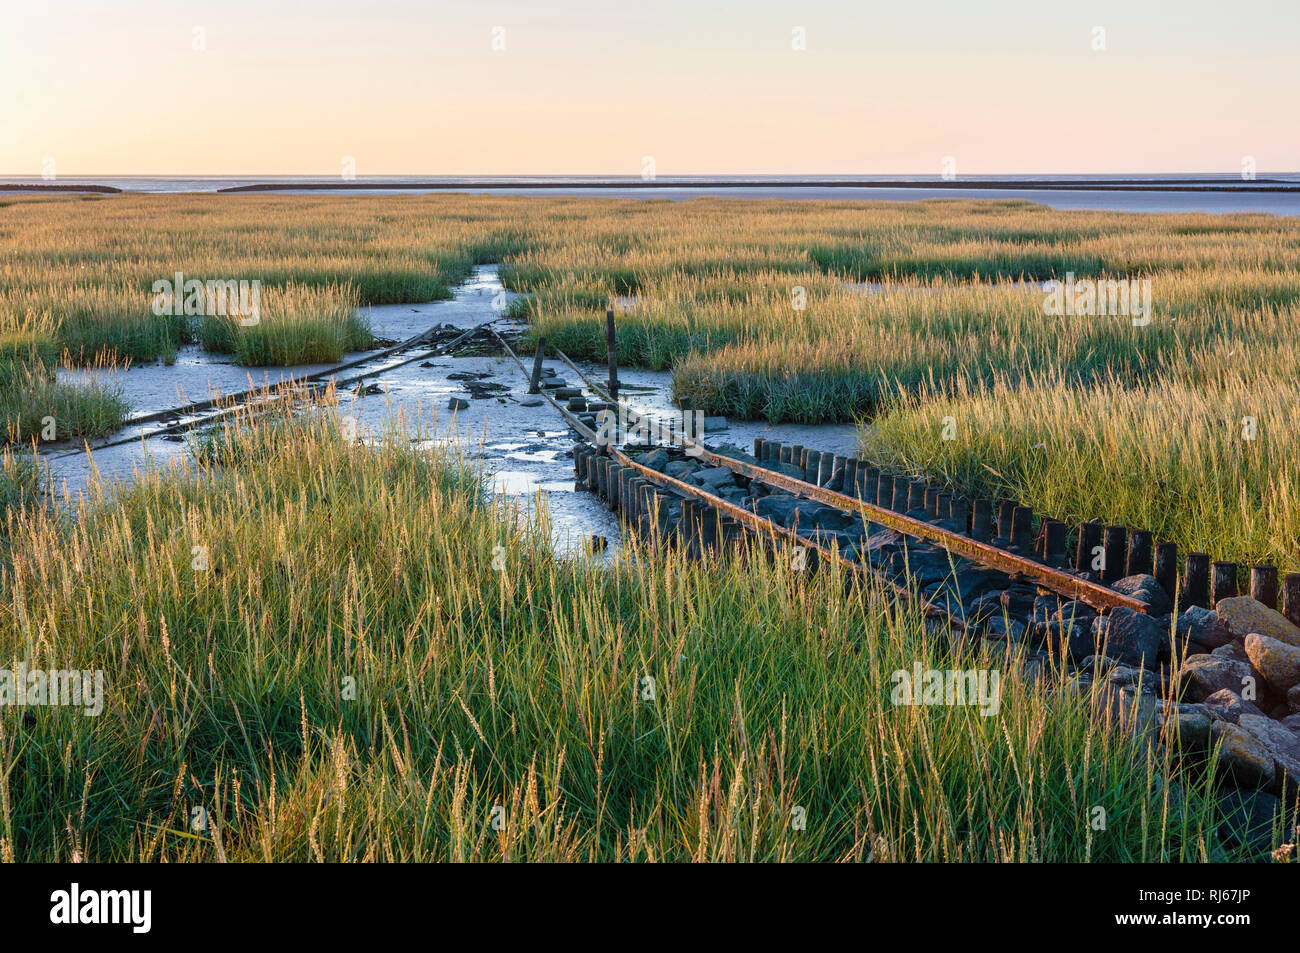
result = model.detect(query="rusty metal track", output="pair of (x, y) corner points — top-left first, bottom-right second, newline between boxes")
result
(496, 334), (966, 630)
(550, 346), (1145, 614)
(47, 317), (505, 460)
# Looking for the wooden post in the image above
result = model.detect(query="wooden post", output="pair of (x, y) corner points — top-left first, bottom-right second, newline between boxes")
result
(805, 451), (821, 483)
(1011, 506), (1033, 549)
(1125, 530), (1153, 578)
(818, 454), (835, 487)
(908, 481), (927, 512)
(925, 487), (940, 517)
(605, 308), (619, 402)
(950, 497), (970, 533)
(1102, 526), (1126, 582)
(1183, 553), (1210, 609)
(1211, 561), (1238, 606)
(997, 501), (1016, 541)
(1250, 565), (1278, 609)
(1076, 522), (1101, 573)
(1043, 519), (1066, 566)
(528, 336), (547, 394)
(876, 473), (891, 508)
(1154, 542), (1178, 599)
(971, 499), (993, 541)
(1283, 573), (1300, 626)
(891, 477), (909, 512)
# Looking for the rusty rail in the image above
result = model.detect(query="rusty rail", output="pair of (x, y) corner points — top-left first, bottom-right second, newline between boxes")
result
(496, 333), (967, 630)
(550, 346), (1146, 614)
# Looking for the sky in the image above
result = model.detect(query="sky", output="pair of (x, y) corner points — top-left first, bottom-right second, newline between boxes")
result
(3, 0), (1298, 177)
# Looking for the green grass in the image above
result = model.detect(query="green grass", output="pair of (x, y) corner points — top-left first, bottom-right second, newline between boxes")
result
(0, 362), (128, 446)
(196, 282), (371, 366)
(0, 399), (1265, 861)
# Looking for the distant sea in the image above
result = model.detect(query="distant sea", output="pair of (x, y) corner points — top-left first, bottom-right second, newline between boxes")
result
(5, 174), (1300, 215)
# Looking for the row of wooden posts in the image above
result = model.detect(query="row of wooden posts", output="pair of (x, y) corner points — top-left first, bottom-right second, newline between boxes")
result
(753, 438), (1300, 624)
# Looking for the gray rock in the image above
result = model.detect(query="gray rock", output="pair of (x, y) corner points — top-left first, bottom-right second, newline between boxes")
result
(1290, 684), (1300, 713)
(1213, 640), (1250, 663)
(1243, 633), (1300, 693)
(447, 397), (470, 411)
(1179, 653), (1253, 702)
(638, 449), (670, 472)
(1281, 713), (1300, 733)
(1201, 688), (1265, 724)
(518, 397), (544, 408)
(692, 466), (736, 489)
(1210, 720), (1275, 788)
(1032, 594), (1064, 633)
(999, 585), (1040, 620)
(664, 460), (700, 479)
(1092, 607), (1164, 669)
(1044, 618), (1093, 662)
(710, 444), (758, 466)
(1238, 713), (1300, 790)
(984, 617), (1027, 643)
(1159, 702), (1212, 752)
(754, 497), (853, 532)
(1176, 606), (1234, 651)
(1113, 574), (1172, 615)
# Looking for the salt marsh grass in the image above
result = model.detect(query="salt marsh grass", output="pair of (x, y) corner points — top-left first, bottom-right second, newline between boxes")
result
(865, 366), (1300, 574)
(196, 281), (370, 366)
(0, 395), (1244, 861)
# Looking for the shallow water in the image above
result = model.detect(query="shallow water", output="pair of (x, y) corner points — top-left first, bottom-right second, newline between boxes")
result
(43, 265), (858, 555)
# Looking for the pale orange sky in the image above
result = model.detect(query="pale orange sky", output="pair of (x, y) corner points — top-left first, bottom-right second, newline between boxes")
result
(3, 1), (1298, 176)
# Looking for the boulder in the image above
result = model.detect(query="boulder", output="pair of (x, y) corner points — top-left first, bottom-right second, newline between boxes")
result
(1210, 721), (1275, 788)
(1215, 596), (1300, 648)
(999, 585), (1040, 620)
(1212, 640), (1250, 664)
(1092, 607), (1164, 669)
(1159, 702), (1212, 752)
(1178, 654), (1253, 702)
(984, 616), (1027, 643)
(1044, 618), (1093, 663)
(1031, 594), (1063, 634)
(1113, 574), (1172, 615)
(692, 466), (736, 489)
(1243, 633), (1300, 694)
(638, 448), (670, 472)
(1290, 684), (1300, 714)
(754, 497), (852, 532)
(664, 460), (700, 479)
(1237, 713), (1300, 790)
(1201, 688), (1265, 724)
(1054, 600), (1098, 627)
(1176, 606), (1234, 651)
(447, 397), (470, 411)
